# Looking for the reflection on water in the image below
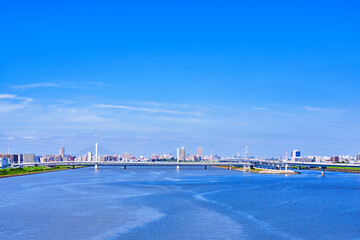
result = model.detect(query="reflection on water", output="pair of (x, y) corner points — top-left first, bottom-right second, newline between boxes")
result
(0, 167), (359, 240)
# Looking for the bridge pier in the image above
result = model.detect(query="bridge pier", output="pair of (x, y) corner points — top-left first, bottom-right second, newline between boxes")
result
(285, 164), (288, 171)
(95, 163), (98, 170)
(321, 167), (326, 176)
(176, 165), (179, 170)
(72, 165), (75, 169)
(205, 165), (207, 170)
(228, 165), (232, 170)
(124, 165), (126, 170)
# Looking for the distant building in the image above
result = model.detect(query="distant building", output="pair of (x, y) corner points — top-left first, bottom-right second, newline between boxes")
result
(291, 150), (301, 162)
(0, 157), (10, 167)
(151, 154), (159, 161)
(23, 154), (35, 163)
(122, 153), (131, 161)
(330, 156), (340, 163)
(60, 147), (65, 158)
(189, 155), (198, 161)
(356, 154), (360, 162)
(180, 147), (185, 161)
(197, 147), (203, 159)
(87, 152), (92, 161)
(33, 155), (41, 163)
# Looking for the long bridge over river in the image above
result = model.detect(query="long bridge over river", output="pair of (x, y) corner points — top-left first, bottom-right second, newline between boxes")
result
(14, 159), (360, 176)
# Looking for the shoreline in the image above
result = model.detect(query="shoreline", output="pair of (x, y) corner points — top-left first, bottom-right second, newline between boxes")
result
(0, 166), (84, 179)
(216, 166), (299, 174)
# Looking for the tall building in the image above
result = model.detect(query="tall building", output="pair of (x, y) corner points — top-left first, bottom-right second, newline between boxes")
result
(60, 147), (65, 157)
(197, 147), (203, 159)
(291, 150), (301, 162)
(23, 154), (35, 163)
(180, 147), (185, 161)
(122, 153), (131, 160)
(87, 152), (92, 161)
(356, 154), (360, 162)
(151, 154), (159, 161)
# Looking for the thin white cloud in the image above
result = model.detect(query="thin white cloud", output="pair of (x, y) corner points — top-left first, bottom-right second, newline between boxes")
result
(13, 82), (60, 90)
(253, 107), (267, 111)
(94, 104), (201, 116)
(303, 106), (343, 113)
(23, 136), (35, 139)
(12, 81), (108, 91)
(0, 94), (33, 113)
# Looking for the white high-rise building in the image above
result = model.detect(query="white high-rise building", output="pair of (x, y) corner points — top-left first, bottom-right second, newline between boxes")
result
(291, 150), (301, 162)
(87, 152), (92, 161)
(180, 147), (185, 161)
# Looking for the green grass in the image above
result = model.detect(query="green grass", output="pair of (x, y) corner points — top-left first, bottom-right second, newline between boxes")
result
(0, 166), (81, 177)
(326, 166), (360, 170)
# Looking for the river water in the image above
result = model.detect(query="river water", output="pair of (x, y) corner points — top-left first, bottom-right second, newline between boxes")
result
(0, 167), (359, 240)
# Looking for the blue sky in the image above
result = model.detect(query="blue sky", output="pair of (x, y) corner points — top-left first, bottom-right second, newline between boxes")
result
(1, 0), (360, 157)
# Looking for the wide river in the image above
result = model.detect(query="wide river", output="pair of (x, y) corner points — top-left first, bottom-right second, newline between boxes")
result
(0, 167), (359, 240)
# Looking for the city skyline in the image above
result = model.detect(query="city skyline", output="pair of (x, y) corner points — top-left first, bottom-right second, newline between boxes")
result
(1, 1), (360, 157)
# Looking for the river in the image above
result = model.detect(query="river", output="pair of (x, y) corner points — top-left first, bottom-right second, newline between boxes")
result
(0, 166), (359, 240)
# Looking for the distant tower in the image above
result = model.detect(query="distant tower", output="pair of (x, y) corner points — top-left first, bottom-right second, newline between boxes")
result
(180, 147), (185, 161)
(87, 152), (92, 161)
(95, 143), (98, 162)
(60, 147), (65, 157)
(210, 148), (213, 161)
(197, 147), (203, 159)
(245, 146), (249, 161)
(177, 148), (179, 161)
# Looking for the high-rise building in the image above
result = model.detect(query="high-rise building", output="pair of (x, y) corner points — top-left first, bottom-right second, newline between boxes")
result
(87, 152), (92, 161)
(197, 147), (203, 159)
(180, 147), (185, 161)
(356, 154), (360, 162)
(122, 153), (131, 160)
(151, 154), (159, 161)
(23, 154), (35, 163)
(60, 147), (65, 157)
(291, 150), (301, 162)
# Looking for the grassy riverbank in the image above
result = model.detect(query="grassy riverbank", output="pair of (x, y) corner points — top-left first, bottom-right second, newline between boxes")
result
(0, 166), (83, 178)
(292, 166), (360, 174)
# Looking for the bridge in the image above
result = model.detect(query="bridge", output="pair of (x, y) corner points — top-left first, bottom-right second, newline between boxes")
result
(13, 159), (360, 176)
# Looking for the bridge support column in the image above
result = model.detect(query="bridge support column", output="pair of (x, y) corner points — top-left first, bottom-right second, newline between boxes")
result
(285, 164), (288, 171)
(72, 165), (75, 169)
(124, 165), (126, 170)
(95, 163), (98, 170)
(176, 165), (179, 170)
(228, 165), (232, 170)
(297, 166), (301, 170)
(321, 167), (326, 176)
(205, 165), (207, 170)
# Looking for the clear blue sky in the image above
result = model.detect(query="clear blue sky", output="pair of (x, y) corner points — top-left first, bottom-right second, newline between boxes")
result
(1, 0), (359, 157)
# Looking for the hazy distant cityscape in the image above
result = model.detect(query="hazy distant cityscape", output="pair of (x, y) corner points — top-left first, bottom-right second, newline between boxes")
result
(1, 145), (360, 168)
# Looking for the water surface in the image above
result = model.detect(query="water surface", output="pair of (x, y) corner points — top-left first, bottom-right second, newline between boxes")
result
(0, 167), (359, 240)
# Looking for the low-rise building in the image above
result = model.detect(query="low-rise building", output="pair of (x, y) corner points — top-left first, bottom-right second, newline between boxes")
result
(0, 157), (10, 167)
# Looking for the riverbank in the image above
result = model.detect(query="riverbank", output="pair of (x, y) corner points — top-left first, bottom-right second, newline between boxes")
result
(0, 166), (84, 178)
(217, 166), (299, 174)
(292, 166), (360, 174)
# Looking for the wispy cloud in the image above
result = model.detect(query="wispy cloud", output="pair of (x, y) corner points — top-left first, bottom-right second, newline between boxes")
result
(23, 136), (36, 139)
(13, 82), (60, 90)
(253, 107), (267, 111)
(303, 106), (343, 113)
(0, 94), (33, 113)
(12, 81), (108, 91)
(94, 104), (201, 116)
